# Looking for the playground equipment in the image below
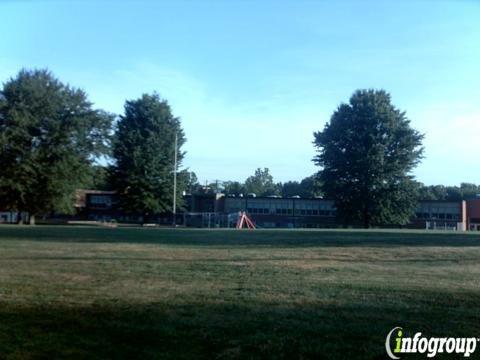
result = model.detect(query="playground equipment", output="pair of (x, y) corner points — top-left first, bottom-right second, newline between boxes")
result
(236, 211), (256, 229)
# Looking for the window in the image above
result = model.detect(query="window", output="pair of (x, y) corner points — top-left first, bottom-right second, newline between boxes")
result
(89, 195), (112, 207)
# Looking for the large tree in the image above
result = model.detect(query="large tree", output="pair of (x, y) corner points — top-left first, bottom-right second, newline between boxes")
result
(180, 170), (201, 195)
(314, 89), (424, 228)
(223, 181), (246, 196)
(111, 93), (185, 221)
(86, 165), (112, 191)
(0, 69), (112, 224)
(244, 168), (280, 196)
(281, 174), (323, 198)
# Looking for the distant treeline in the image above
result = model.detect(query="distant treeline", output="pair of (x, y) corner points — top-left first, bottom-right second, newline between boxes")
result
(417, 183), (480, 201)
(90, 162), (480, 202)
(179, 167), (480, 202)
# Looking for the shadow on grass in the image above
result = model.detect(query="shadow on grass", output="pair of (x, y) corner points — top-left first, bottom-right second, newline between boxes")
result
(0, 226), (480, 247)
(1, 299), (479, 360)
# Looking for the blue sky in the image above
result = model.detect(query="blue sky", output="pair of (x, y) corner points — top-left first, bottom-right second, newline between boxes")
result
(1, 1), (479, 185)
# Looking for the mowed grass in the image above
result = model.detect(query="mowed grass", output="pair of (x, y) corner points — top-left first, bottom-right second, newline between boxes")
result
(1, 227), (480, 359)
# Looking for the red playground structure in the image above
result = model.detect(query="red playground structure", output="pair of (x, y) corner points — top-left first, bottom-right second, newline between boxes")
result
(236, 211), (256, 229)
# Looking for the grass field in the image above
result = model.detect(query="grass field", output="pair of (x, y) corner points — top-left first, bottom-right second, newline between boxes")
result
(1, 226), (480, 359)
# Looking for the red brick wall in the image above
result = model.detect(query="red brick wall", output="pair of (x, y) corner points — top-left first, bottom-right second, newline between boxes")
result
(467, 199), (480, 224)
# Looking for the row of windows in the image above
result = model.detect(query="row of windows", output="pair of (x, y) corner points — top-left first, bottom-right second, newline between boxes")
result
(295, 203), (334, 210)
(225, 200), (335, 211)
(297, 209), (336, 216)
(416, 213), (460, 220)
(248, 208), (270, 214)
(90, 195), (111, 203)
(229, 204), (460, 220)
(240, 209), (460, 220)
(416, 206), (460, 215)
(226, 205), (335, 213)
(246, 208), (336, 216)
(89, 195), (112, 207)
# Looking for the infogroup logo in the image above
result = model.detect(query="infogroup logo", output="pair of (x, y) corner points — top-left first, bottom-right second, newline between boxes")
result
(385, 327), (478, 359)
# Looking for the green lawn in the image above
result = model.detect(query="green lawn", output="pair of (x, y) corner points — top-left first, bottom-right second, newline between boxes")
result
(1, 226), (480, 359)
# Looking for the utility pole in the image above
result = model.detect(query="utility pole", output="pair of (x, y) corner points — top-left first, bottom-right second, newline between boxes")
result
(172, 133), (178, 227)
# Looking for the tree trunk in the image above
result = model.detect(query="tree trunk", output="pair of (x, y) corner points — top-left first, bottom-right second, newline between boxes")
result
(29, 214), (36, 225)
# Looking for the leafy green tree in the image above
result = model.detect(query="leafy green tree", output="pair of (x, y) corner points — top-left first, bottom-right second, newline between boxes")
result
(459, 183), (480, 199)
(299, 174), (323, 197)
(111, 93), (185, 222)
(0, 69), (113, 224)
(432, 186), (448, 200)
(418, 183), (480, 201)
(281, 175), (323, 198)
(445, 187), (461, 201)
(206, 180), (224, 194)
(180, 170), (201, 194)
(244, 168), (280, 196)
(417, 184), (449, 201)
(314, 89), (424, 228)
(223, 181), (246, 196)
(85, 165), (112, 190)
(281, 181), (303, 197)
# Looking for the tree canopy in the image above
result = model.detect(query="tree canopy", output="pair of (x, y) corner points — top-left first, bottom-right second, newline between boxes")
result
(418, 183), (480, 201)
(110, 93), (185, 221)
(0, 69), (113, 223)
(86, 165), (112, 191)
(222, 181), (246, 196)
(281, 174), (323, 198)
(314, 89), (424, 227)
(181, 170), (201, 194)
(244, 168), (280, 196)
(201, 171), (322, 198)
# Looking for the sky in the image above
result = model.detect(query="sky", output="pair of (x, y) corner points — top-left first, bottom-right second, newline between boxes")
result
(1, 0), (479, 186)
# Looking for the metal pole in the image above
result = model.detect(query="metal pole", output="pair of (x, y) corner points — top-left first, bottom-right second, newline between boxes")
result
(172, 133), (178, 227)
